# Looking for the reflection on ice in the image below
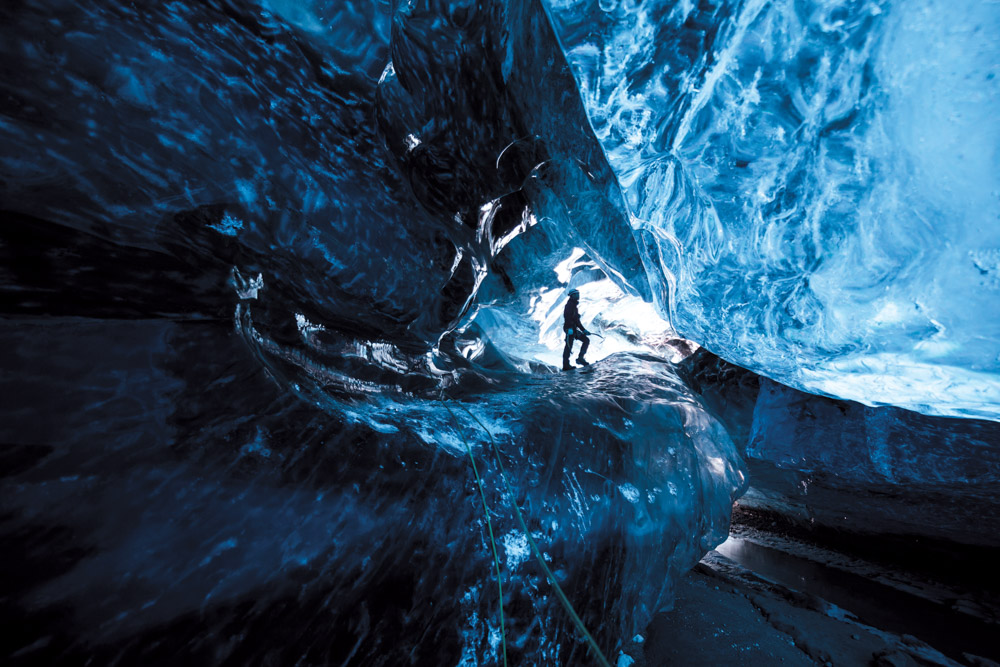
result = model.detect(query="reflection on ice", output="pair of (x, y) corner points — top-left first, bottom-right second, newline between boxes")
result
(229, 302), (748, 661)
(4, 0), (994, 663)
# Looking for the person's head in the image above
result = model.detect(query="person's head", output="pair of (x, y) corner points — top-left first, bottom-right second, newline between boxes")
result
(568, 288), (580, 301)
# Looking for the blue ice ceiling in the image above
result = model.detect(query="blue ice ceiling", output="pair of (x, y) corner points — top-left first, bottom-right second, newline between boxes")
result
(1, 0), (999, 663)
(543, 0), (1000, 420)
(3, 0), (999, 418)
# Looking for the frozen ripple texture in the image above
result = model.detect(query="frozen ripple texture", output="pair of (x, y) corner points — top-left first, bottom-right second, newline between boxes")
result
(0, 315), (746, 663)
(544, 0), (1000, 420)
(0, 1), (750, 660)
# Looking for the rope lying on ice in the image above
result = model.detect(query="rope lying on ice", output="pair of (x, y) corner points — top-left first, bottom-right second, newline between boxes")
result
(440, 399), (508, 667)
(441, 396), (612, 667)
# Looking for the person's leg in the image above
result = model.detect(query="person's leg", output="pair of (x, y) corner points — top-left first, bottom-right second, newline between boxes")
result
(576, 332), (590, 364)
(562, 331), (574, 369)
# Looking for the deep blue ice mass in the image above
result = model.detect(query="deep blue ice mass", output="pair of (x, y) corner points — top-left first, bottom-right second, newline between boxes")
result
(1, 0), (998, 664)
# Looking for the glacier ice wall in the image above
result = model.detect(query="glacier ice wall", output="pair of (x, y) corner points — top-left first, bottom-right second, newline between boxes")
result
(680, 349), (1000, 547)
(0, 0), (480, 342)
(544, 0), (1000, 420)
(0, 0), (750, 663)
(746, 377), (1000, 545)
(0, 312), (746, 664)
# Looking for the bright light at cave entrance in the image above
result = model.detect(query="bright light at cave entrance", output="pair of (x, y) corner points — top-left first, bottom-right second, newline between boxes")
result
(477, 247), (678, 369)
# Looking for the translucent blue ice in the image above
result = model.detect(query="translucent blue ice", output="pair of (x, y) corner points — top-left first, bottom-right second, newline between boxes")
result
(0, 0), (749, 662)
(544, 0), (1000, 420)
(3, 0), (996, 662)
(679, 350), (1000, 546)
(749, 377), (1000, 541)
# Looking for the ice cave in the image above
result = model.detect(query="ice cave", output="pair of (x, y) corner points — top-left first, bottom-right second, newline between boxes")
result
(1, 0), (998, 664)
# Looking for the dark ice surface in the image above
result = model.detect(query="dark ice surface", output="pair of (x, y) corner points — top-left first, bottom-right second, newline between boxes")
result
(2, 0), (999, 664)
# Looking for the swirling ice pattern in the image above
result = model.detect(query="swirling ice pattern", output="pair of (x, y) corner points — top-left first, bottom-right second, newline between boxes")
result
(545, 0), (1000, 420)
(0, 1), (749, 664)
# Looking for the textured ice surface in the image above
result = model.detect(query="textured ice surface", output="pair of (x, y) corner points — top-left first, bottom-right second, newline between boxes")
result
(0, 315), (746, 663)
(680, 350), (1000, 547)
(0, 0), (749, 663)
(744, 378), (1000, 546)
(544, 0), (1000, 420)
(749, 379), (1000, 487)
(2, 0), (996, 661)
(0, 0), (477, 341)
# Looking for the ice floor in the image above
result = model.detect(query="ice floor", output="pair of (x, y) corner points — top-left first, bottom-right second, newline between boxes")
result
(644, 517), (1000, 667)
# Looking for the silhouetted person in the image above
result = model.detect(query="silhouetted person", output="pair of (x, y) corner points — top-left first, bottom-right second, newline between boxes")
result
(562, 288), (590, 370)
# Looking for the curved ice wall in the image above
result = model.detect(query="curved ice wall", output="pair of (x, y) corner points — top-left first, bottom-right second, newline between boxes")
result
(0, 0), (748, 664)
(544, 0), (1000, 420)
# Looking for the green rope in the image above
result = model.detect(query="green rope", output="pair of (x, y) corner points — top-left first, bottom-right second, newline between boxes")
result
(456, 404), (613, 667)
(440, 400), (508, 667)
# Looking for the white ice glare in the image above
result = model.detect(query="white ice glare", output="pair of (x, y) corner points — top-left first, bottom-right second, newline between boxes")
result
(295, 313), (325, 334)
(706, 456), (727, 478)
(473, 243), (683, 370)
(378, 61), (395, 84)
(554, 247), (587, 284)
(516, 249), (675, 368)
